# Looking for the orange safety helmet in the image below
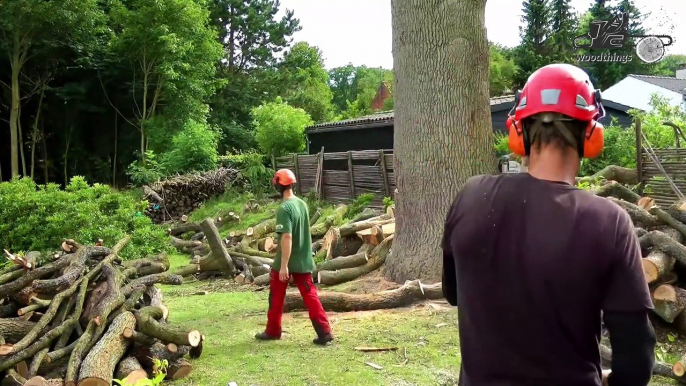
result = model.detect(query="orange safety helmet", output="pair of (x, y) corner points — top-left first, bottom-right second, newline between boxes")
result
(507, 63), (605, 159)
(272, 169), (297, 186)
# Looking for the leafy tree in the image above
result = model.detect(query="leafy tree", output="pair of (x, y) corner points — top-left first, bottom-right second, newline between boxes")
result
(489, 43), (518, 96)
(513, 0), (552, 87)
(160, 120), (220, 174)
(328, 64), (358, 113)
(108, 0), (224, 163)
(653, 55), (686, 76)
(277, 42), (335, 123)
(208, 0), (301, 152)
(0, 0), (106, 177)
(252, 97), (313, 157)
(548, 0), (578, 63)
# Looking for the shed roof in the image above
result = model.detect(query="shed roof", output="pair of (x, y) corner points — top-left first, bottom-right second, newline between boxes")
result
(628, 74), (686, 94)
(306, 95), (516, 133)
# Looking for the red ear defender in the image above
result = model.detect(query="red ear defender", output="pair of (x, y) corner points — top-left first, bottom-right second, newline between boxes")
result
(507, 116), (527, 156)
(583, 120), (604, 159)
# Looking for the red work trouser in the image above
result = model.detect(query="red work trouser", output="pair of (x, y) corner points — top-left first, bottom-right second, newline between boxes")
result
(265, 269), (331, 338)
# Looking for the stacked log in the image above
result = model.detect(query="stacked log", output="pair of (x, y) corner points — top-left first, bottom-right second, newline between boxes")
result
(0, 238), (204, 385)
(144, 167), (238, 223)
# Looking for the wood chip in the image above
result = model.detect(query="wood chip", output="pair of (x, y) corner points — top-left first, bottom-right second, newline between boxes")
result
(365, 362), (383, 370)
(435, 323), (448, 328)
(193, 291), (209, 295)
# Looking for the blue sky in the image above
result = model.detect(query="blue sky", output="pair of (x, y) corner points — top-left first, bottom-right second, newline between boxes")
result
(277, 0), (683, 69)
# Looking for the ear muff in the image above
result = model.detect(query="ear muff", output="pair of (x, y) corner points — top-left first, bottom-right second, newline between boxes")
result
(507, 116), (527, 156)
(583, 120), (604, 159)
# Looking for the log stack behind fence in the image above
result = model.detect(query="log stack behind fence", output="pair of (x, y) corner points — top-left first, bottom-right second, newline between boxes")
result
(274, 150), (395, 207)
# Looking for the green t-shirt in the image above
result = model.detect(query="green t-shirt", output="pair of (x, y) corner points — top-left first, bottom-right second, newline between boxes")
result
(272, 197), (314, 273)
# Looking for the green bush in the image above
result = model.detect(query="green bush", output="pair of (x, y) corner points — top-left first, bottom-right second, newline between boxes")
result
(219, 150), (274, 195)
(0, 177), (170, 259)
(252, 96), (313, 157)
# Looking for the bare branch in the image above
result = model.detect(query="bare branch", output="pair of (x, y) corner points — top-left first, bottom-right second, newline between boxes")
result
(97, 70), (139, 129)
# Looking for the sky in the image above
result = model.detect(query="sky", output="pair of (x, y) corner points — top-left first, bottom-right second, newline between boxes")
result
(277, 0), (684, 70)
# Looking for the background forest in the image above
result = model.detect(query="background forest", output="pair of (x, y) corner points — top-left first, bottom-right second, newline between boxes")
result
(0, 0), (683, 187)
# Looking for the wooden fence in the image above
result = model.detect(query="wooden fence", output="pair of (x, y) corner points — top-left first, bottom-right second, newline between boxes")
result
(638, 120), (686, 207)
(273, 149), (395, 207)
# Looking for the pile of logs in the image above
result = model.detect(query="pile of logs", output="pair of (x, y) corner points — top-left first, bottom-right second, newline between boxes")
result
(167, 202), (439, 311)
(143, 167), (238, 224)
(0, 237), (204, 385)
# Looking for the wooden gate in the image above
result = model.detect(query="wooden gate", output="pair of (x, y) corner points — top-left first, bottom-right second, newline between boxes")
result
(638, 121), (686, 207)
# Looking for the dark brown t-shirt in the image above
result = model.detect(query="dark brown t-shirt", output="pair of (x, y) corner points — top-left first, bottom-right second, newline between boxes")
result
(442, 173), (653, 386)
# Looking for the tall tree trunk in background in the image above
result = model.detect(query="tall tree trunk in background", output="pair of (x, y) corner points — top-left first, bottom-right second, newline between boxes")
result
(30, 84), (46, 179)
(9, 43), (21, 177)
(113, 105), (118, 187)
(384, 0), (494, 283)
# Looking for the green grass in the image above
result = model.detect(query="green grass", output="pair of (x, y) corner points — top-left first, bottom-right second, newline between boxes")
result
(161, 256), (461, 386)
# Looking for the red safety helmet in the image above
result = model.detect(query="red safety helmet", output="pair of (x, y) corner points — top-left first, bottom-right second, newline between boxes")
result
(507, 63), (605, 158)
(272, 169), (297, 186)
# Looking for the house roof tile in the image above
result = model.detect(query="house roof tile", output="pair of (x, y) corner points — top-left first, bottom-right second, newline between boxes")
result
(628, 74), (686, 94)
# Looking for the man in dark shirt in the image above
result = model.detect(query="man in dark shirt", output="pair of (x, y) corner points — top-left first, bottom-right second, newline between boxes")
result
(442, 64), (656, 386)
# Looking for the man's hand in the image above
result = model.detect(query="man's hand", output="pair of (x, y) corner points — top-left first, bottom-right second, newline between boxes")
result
(602, 369), (610, 386)
(279, 266), (289, 282)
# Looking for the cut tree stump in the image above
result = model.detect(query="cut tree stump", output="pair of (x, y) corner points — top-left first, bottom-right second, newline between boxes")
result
(652, 284), (686, 323)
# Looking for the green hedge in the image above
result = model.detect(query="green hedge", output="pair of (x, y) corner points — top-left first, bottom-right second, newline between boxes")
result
(0, 176), (169, 259)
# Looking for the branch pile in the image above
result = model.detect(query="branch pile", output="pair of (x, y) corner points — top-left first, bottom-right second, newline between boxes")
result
(0, 237), (204, 385)
(144, 167), (239, 223)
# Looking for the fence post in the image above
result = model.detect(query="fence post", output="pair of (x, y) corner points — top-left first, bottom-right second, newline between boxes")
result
(347, 151), (356, 200)
(379, 149), (390, 198)
(292, 153), (301, 194)
(318, 147), (325, 199)
(635, 119), (643, 195)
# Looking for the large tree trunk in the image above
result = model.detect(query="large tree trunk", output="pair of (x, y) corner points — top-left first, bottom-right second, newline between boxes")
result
(384, 0), (493, 283)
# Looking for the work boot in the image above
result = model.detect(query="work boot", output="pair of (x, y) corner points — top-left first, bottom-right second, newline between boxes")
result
(255, 331), (280, 341)
(313, 333), (334, 346)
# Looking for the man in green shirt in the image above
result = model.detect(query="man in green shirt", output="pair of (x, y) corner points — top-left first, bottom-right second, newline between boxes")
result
(255, 169), (333, 345)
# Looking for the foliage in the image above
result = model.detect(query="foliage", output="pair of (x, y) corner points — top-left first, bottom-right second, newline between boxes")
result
(252, 97), (313, 157)
(160, 120), (220, 174)
(219, 150), (274, 194)
(0, 177), (169, 259)
(493, 133), (511, 157)
(489, 43), (517, 96)
(127, 151), (165, 186)
(346, 193), (376, 220)
(277, 42), (335, 123)
(383, 196), (395, 210)
(304, 190), (322, 216)
(580, 94), (684, 176)
(328, 65), (393, 118)
(114, 358), (168, 385)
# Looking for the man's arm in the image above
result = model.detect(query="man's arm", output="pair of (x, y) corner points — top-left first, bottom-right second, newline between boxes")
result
(275, 206), (293, 270)
(280, 233), (293, 268)
(602, 210), (656, 386)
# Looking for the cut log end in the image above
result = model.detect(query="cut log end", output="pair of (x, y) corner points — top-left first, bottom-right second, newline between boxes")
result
(637, 196), (656, 210)
(246, 227), (254, 237)
(188, 330), (202, 347)
(642, 259), (659, 284)
(77, 378), (110, 386)
(654, 284), (677, 302)
(673, 361), (685, 377)
(122, 327), (134, 339)
(123, 370), (148, 384)
(0, 344), (15, 356)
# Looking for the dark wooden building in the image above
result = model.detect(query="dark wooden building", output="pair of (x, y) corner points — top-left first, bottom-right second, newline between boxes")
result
(305, 96), (633, 154)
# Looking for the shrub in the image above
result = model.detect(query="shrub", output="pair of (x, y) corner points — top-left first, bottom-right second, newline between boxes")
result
(347, 193), (375, 219)
(219, 150), (274, 194)
(0, 177), (170, 259)
(161, 119), (219, 173)
(252, 96), (313, 157)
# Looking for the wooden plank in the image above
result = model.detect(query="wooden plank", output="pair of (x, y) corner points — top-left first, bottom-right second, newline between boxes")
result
(636, 119), (643, 194)
(293, 154), (301, 194)
(323, 170), (350, 186)
(384, 154), (394, 168)
(347, 151), (356, 199)
(351, 150), (384, 161)
(323, 185), (352, 202)
(379, 149), (390, 197)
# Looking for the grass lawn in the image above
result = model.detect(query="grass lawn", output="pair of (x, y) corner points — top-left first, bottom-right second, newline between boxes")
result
(161, 254), (462, 386)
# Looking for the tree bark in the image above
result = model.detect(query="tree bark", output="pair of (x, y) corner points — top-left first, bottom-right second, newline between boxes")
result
(77, 311), (135, 386)
(385, 0), (493, 283)
(652, 284), (686, 323)
(115, 356), (147, 384)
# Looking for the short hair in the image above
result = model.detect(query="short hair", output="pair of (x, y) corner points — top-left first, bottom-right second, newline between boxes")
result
(523, 115), (587, 153)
